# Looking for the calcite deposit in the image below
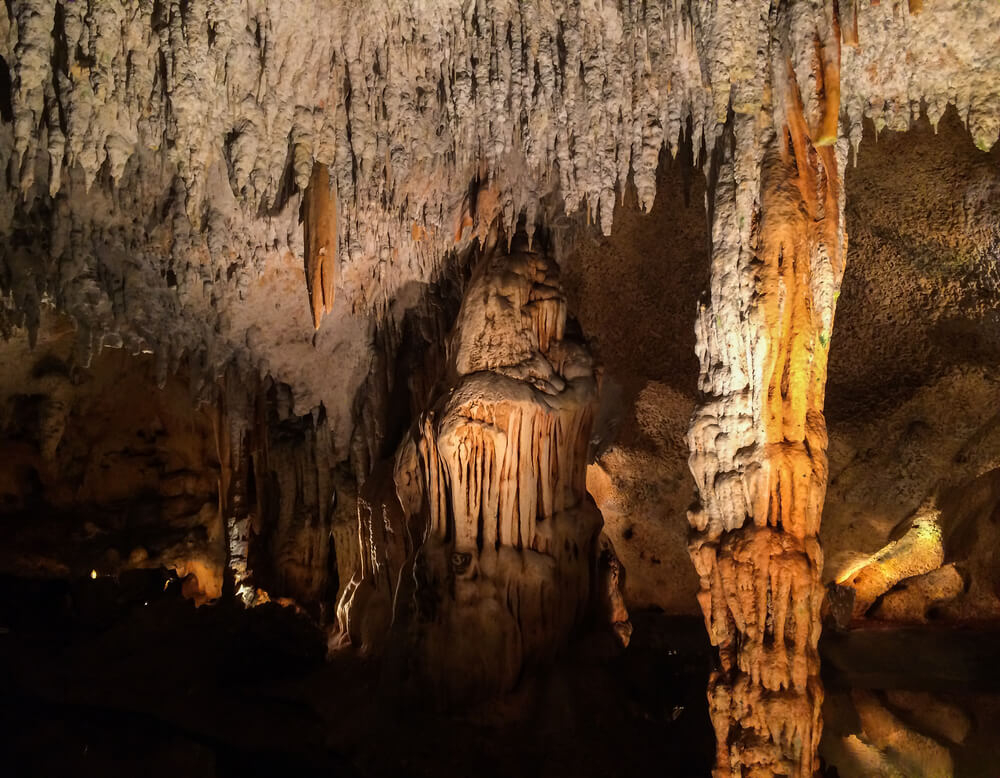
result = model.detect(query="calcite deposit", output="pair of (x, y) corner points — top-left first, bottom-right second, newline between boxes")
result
(2, 1), (1000, 775)
(337, 246), (628, 701)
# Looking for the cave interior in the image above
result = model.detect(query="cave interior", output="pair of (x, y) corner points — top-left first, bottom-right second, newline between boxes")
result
(2, 2), (1000, 777)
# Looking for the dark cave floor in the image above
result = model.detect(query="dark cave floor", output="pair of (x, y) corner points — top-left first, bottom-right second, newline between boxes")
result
(0, 574), (716, 778)
(1, 573), (999, 778)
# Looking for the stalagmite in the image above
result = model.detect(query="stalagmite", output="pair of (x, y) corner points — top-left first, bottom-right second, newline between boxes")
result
(337, 244), (628, 701)
(686, 6), (848, 774)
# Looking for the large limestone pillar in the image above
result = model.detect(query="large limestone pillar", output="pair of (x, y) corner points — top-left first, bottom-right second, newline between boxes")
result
(337, 245), (628, 703)
(687, 61), (848, 777)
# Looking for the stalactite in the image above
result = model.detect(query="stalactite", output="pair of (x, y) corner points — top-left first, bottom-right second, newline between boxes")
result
(0, 0), (997, 763)
(303, 162), (337, 330)
(3, 0), (991, 348)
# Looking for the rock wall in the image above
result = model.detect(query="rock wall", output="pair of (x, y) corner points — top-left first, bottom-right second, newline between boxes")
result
(0, 310), (225, 601)
(0, 309), (348, 613)
(823, 109), (1000, 623)
(559, 144), (708, 615)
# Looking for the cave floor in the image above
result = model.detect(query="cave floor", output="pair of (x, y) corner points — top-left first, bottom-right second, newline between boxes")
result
(2, 576), (999, 777)
(0, 578), (716, 778)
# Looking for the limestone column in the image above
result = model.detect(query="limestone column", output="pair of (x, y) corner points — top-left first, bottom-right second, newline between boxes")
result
(336, 246), (628, 703)
(686, 43), (848, 777)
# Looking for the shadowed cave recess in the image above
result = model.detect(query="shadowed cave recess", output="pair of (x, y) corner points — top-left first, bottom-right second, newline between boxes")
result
(1, 3), (1000, 777)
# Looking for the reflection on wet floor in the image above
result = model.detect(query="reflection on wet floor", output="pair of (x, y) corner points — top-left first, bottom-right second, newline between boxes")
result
(2, 570), (999, 777)
(821, 627), (1000, 777)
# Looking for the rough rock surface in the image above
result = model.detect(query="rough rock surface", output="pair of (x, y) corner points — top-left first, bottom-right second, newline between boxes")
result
(872, 564), (964, 623)
(685, 2), (849, 770)
(3, 1), (999, 465)
(2, 2), (1000, 776)
(0, 310), (224, 601)
(0, 308), (349, 610)
(824, 111), (1000, 623)
(823, 690), (956, 778)
(337, 246), (627, 702)
(561, 146), (708, 614)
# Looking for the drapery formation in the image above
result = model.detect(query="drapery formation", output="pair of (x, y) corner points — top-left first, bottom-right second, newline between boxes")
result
(337, 247), (628, 702)
(687, 6), (848, 774)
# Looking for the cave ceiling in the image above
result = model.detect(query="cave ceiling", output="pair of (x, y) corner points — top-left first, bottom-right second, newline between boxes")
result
(1, 1), (998, 454)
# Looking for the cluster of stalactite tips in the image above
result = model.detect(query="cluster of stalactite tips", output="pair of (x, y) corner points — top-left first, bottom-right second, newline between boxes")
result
(2, 1), (1000, 777)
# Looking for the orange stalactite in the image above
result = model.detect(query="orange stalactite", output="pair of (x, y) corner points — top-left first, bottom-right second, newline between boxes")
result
(303, 162), (338, 330)
(840, 0), (860, 47)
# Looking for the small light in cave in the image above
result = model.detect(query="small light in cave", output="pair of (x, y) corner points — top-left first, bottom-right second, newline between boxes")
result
(90, 569), (98, 580)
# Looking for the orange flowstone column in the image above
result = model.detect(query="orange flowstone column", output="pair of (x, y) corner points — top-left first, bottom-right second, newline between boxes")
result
(687, 73), (847, 778)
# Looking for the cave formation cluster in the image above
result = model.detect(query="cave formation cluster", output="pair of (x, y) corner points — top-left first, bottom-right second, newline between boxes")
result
(2, 1), (1000, 776)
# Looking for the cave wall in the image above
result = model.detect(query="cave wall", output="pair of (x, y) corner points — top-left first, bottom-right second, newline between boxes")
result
(560, 148), (708, 614)
(1, 1), (1000, 775)
(823, 108), (1000, 621)
(0, 310), (354, 611)
(0, 310), (224, 600)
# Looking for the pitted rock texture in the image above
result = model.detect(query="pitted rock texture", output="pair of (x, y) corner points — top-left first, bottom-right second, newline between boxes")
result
(824, 110), (1000, 623)
(2, 2), (999, 472)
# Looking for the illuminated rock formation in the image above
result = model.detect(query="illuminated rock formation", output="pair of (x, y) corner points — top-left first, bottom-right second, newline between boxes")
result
(2, 2), (997, 450)
(2, 0), (1000, 773)
(834, 503), (945, 620)
(872, 565), (964, 623)
(337, 246), (627, 701)
(217, 373), (339, 607)
(303, 162), (338, 330)
(686, 6), (847, 774)
(847, 690), (954, 778)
